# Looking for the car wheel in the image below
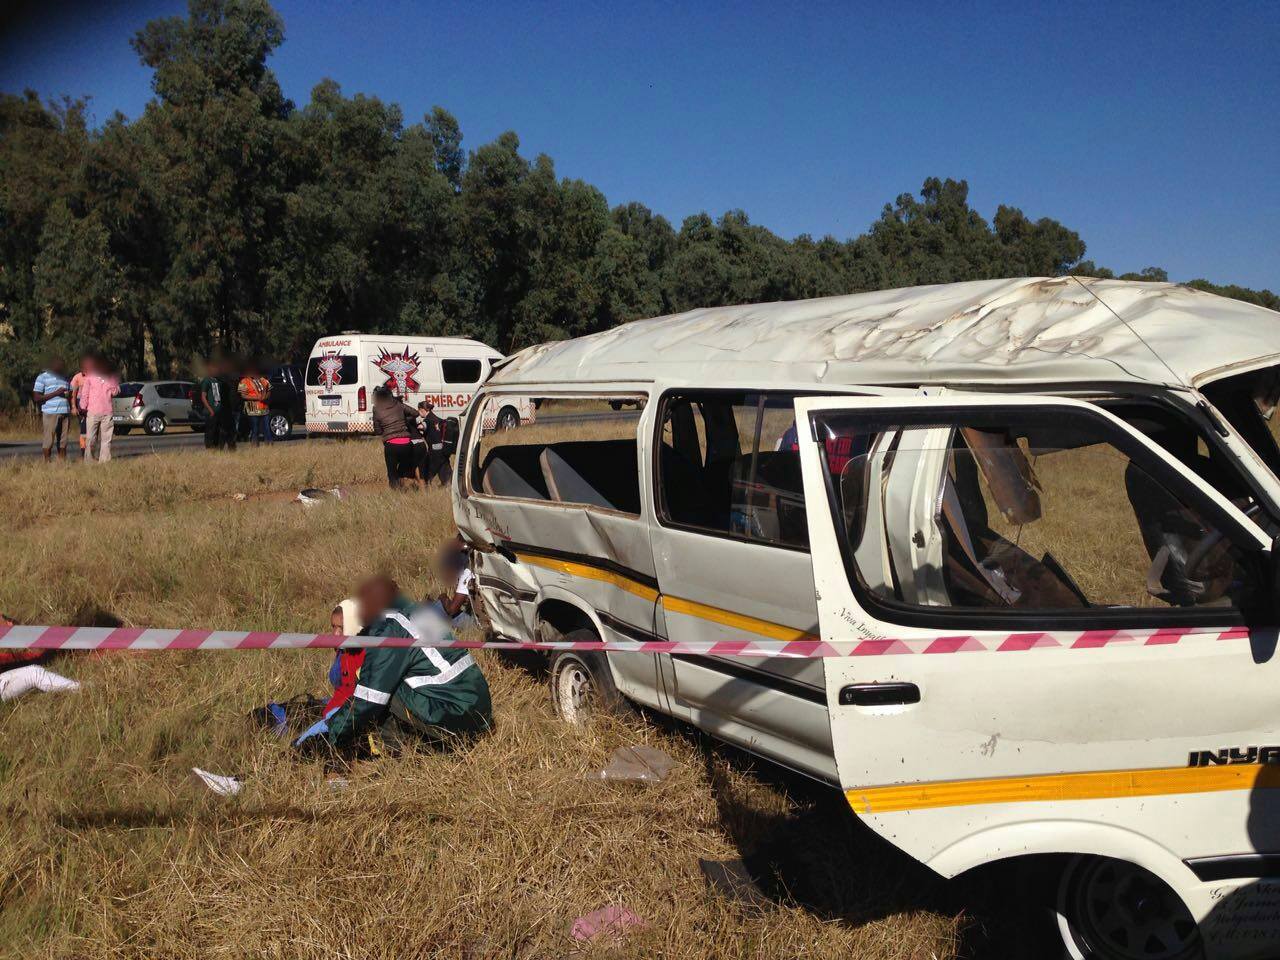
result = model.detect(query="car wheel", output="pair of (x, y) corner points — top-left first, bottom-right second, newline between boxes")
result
(143, 413), (166, 436)
(548, 632), (623, 724)
(495, 407), (520, 431)
(1055, 856), (1201, 960)
(609, 400), (623, 411)
(269, 413), (291, 439)
(116, 426), (132, 436)
(190, 424), (203, 432)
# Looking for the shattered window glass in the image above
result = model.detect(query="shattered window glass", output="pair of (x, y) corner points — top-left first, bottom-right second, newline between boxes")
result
(814, 408), (1262, 614)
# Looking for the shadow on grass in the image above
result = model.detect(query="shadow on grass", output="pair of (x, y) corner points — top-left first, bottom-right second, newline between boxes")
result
(671, 719), (1055, 958)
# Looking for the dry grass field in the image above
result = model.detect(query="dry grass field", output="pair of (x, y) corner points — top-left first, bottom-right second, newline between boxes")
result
(0, 440), (1030, 960)
(0, 408), (40, 441)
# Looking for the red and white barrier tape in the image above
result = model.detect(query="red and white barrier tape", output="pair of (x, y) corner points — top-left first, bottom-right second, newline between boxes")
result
(0, 623), (1254, 658)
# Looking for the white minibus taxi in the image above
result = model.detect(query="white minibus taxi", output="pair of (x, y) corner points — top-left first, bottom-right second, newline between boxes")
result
(452, 276), (1280, 959)
(304, 333), (533, 434)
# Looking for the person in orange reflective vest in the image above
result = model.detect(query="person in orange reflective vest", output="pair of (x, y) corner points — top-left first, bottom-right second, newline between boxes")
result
(238, 362), (273, 446)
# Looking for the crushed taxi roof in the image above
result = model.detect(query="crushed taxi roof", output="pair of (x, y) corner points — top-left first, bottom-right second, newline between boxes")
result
(492, 276), (1280, 390)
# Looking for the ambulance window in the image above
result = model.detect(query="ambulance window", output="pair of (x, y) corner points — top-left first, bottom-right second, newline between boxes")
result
(305, 354), (358, 388)
(469, 395), (646, 515)
(814, 407), (1264, 620)
(657, 391), (808, 549)
(442, 359), (483, 384)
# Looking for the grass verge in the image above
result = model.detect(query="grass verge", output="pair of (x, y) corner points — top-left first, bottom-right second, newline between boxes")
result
(0, 443), (990, 959)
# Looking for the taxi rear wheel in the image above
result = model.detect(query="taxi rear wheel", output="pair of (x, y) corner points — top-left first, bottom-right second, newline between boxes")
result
(549, 631), (622, 724)
(1054, 856), (1201, 960)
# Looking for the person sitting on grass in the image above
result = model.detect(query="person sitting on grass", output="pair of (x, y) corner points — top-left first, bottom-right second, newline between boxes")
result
(294, 576), (492, 759)
(432, 534), (475, 628)
(253, 598), (365, 736)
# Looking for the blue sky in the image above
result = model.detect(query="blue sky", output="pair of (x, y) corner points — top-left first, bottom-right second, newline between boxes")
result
(2, 0), (1277, 290)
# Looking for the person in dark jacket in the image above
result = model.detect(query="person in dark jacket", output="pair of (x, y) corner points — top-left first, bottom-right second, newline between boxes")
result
(371, 386), (421, 488)
(296, 576), (492, 759)
(416, 399), (452, 487)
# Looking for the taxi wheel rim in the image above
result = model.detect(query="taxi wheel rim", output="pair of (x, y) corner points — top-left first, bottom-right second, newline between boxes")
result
(555, 660), (594, 723)
(1058, 858), (1199, 960)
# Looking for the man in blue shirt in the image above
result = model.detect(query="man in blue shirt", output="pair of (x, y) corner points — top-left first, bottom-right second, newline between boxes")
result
(32, 357), (72, 462)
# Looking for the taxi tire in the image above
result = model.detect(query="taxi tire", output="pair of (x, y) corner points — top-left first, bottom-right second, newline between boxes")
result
(1052, 855), (1202, 960)
(496, 407), (520, 431)
(143, 413), (166, 435)
(549, 632), (623, 724)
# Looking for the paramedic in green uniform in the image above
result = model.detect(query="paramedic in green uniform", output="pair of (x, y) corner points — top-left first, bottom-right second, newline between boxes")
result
(308, 576), (492, 756)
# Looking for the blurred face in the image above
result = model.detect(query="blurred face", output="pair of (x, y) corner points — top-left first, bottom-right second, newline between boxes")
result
(356, 578), (396, 625)
(330, 608), (345, 634)
(50, 358), (65, 375)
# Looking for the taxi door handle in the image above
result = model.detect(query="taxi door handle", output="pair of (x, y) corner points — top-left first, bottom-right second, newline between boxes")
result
(839, 682), (920, 706)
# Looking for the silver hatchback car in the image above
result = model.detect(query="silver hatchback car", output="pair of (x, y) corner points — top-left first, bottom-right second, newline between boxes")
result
(111, 381), (196, 435)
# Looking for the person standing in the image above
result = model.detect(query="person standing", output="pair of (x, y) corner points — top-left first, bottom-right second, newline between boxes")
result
(198, 359), (224, 450)
(371, 386), (420, 488)
(32, 357), (72, 462)
(69, 356), (90, 453)
(79, 354), (120, 463)
(199, 358), (237, 451)
(416, 399), (452, 487)
(220, 360), (242, 449)
(238, 362), (273, 447)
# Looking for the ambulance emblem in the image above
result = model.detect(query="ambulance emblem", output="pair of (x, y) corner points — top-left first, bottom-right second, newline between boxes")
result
(373, 347), (421, 397)
(317, 353), (345, 392)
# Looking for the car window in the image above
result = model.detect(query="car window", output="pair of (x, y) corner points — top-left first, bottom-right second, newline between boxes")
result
(442, 359), (483, 384)
(658, 391), (807, 549)
(118, 383), (142, 398)
(155, 383), (184, 399)
(813, 406), (1263, 616)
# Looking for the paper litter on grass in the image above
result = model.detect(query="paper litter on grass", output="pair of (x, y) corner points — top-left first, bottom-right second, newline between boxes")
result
(192, 767), (244, 796)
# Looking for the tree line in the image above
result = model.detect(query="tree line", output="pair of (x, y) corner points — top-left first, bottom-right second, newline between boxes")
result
(2, 0), (1275, 408)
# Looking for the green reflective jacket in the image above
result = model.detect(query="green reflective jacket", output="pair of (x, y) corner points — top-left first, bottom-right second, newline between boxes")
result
(325, 596), (492, 743)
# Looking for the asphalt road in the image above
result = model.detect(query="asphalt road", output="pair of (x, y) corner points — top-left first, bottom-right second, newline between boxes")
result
(0, 427), (312, 461)
(0, 410), (639, 462)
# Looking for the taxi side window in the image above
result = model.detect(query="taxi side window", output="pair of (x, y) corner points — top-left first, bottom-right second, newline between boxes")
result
(815, 407), (1264, 616)
(658, 391), (807, 549)
(469, 395), (646, 515)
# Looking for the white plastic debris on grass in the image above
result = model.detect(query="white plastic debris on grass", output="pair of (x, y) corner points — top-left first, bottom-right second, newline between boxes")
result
(297, 487), (345, 507)
(192, 767), (244, 796)
(0, 665), (80, 701)
(593, 745), (676, 783)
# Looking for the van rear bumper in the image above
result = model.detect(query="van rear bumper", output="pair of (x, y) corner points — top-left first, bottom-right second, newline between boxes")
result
(306, 420), (373, 434)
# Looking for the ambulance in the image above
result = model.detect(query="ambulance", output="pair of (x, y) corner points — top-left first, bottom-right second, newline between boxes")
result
(303, 333), (534, 435)
(453, 277), (1280, 959)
